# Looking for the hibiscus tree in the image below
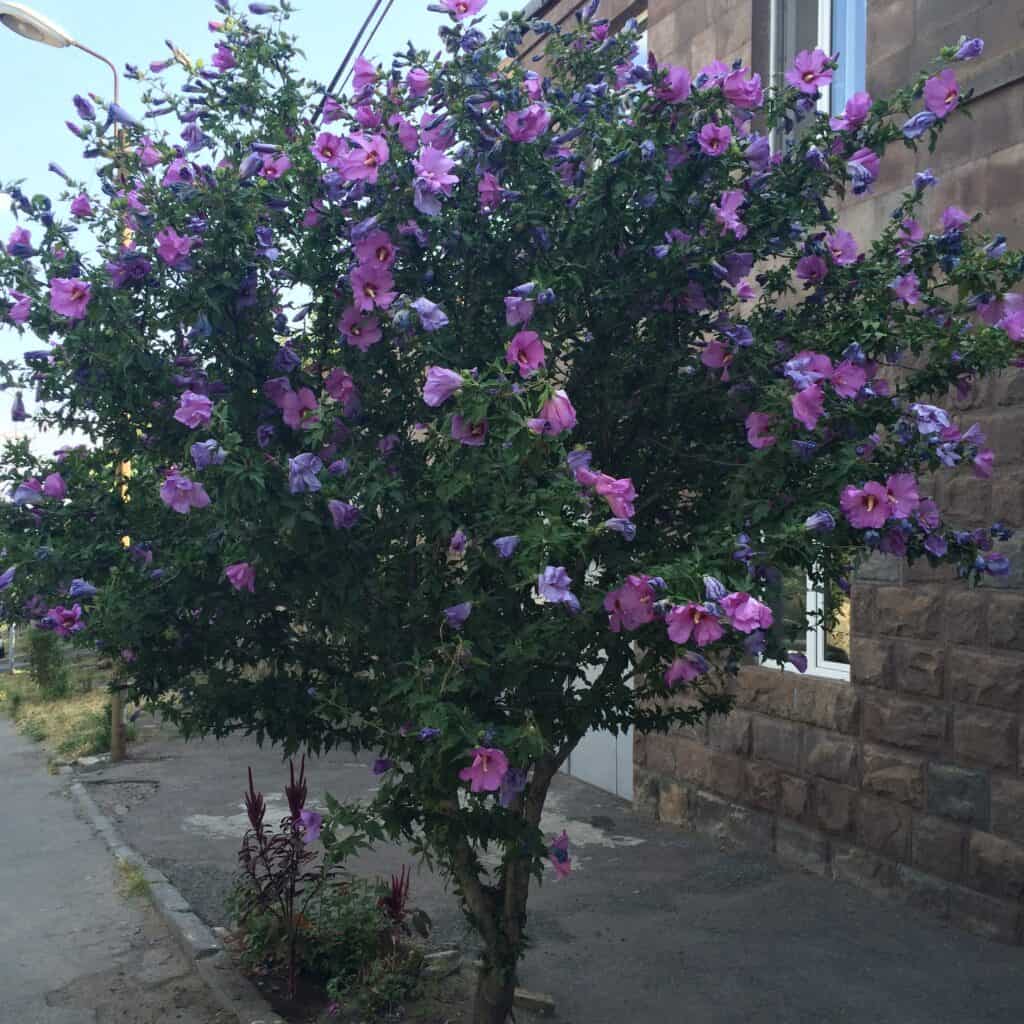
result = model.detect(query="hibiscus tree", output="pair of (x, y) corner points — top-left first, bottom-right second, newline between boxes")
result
(0, 4), (1015, 1020)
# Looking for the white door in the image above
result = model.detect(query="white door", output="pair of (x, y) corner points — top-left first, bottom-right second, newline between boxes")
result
(562, 657), (633, 800)
(564, 725), (633, 800)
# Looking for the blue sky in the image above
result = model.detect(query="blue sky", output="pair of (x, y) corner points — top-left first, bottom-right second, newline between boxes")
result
(0, 0), (503, 451)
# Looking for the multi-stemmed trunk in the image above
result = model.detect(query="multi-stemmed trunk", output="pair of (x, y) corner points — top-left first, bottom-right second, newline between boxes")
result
(449, 755), (561, 1024)
(472, 959), (518, 1024)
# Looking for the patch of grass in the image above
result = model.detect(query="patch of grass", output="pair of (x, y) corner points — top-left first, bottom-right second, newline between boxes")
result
(0, 673), (135, 760)
(67, 656), (107, 693)
(28, 629), (71, 699)
(117, 860), (151, 900)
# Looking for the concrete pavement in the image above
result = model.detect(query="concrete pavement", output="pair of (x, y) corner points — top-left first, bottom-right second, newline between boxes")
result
(84, 718), (1024, 1024)
(0, 716), (231, 1024)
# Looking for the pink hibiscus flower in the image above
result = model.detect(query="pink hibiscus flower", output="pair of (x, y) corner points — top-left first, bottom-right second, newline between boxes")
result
(458, 747), (509, 793)
(719, 592), (773, 633)
(923, 69), (959, 118)
(666, 603), (724, 647)
(791, 383), (825, 430)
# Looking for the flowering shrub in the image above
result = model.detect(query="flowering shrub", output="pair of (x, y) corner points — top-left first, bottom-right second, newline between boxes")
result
(0, 2), (1019, 1019)
(230, 760), (379, 998)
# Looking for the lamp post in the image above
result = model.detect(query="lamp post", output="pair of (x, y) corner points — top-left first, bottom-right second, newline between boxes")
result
(0, 2), (120, 102)
(0, 1), (127, 762)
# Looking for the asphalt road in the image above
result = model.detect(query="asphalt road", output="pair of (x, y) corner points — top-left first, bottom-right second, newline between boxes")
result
(81, 718), (1024, 1024)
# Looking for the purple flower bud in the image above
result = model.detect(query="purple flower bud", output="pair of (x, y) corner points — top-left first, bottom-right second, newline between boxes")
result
(444, 601), (472, 630)
(238, 152), (263, 179)
(412, 296), (449, 332)
(743, 631), (767, 656)
(990, 522), (1014, 542)
(804, 510), (836, 533)
(804, 144), (827, 169)
(107, 103), (144, 129)
(603, 518), (636, 541)
(249, 2), (278, 12)
(983, 553), (1011, 576)
(901, 111), (937, 140)
(953, 37), (983, 61)
(68, 578), (98, 598)
(191, 439), (226, 469)
(493, 535), (520, 558)
(914, 169), (938, 191)
(703, 575), (727, 601)
(272, 344), (299, 373)
(328, 499), (360, 530)
(984, 235), (1007, 258)
(499, 767), (527, 808)
(73, 94), (96, 121)
(350, 216), (380, 242)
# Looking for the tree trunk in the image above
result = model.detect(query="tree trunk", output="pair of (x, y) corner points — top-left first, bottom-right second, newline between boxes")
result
(472, 962), (516, 1024)
(449, 754), (567, 1024)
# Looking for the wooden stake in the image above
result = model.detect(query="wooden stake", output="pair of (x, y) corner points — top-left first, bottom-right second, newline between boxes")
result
(110, 690), (125, 762)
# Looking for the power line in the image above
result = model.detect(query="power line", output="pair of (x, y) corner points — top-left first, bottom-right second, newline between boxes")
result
(314, 0), (386, 123)
(339, 0), (397, 94)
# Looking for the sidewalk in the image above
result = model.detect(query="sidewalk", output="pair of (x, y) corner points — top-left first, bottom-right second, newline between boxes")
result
(85, 718), (1024, 1024)
(0, 717), (231, 1024)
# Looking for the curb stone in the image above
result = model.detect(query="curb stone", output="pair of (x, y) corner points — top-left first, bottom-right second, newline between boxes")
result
(69, 780), (284, 1024)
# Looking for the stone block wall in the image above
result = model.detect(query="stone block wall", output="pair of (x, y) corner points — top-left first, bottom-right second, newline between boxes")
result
(636, 650), (1024, 944)
(635, 0), (1024, 945)
(522, 0), (1024, 944)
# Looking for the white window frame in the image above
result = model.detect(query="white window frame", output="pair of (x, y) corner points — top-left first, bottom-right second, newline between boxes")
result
(769, 0), (867, 119)
(634, 11), (648, 68)
(802, 578), (851, 679)
(765, 575), (851, 681)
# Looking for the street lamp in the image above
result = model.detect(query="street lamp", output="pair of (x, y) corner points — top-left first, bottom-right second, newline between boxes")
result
(0, 2), (120, 103)
(0, 0), (127, 761)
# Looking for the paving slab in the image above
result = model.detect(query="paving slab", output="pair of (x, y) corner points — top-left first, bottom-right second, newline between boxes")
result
(0, 717), (233, 1024)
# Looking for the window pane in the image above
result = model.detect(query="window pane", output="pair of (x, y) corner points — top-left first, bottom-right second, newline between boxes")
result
(635, 20), (648, 69)
(830, 0), (867, 114)
(768, 569), (808, 654)
(772, 0), (822, 149)
(776, 0), (821, 78)
(823, 580), (851, 664)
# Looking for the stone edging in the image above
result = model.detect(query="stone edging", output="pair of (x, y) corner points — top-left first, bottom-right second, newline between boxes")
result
(69, 779), (284, 1024)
